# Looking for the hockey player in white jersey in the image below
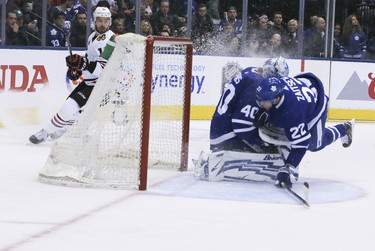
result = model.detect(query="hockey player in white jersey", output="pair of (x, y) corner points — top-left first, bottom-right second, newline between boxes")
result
(29, 7), (115, 144)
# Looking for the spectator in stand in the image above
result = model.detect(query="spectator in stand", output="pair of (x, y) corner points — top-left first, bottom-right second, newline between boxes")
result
(269, 11), (287, 38)
(264, 33), (285, 57)
(205, 0), (219, 19)
(255, 14), (273, 54)
(304, 16), (326, 57)
(140, 0), (153, 21)
(111, 17), (126, 34)
(247, 14), (259, 31)
(5, 0), (23, 13)
(46, 11), (66, 47)
(109, 0), (120, 17)
(244, 30), (260, 57)
(94, 0), (111, 10)
(20, 1), (41, 46)
(177, 25), (187, 37)
(5, 9), (30, 45)
(32, 0), (52, 34)
(333, 23), (342, 58)
(169, 0), (196, 26)
(161, 23), (171, 35)
(49, 0), (73, 33)
(340, 14), (367, 59)
(159, 28), (171, 37)
(69, 0), (87, 21)
(218, 6), (242, 35)
(69, 10), (87, 47)
(283, 18), (300, 58)
(191, 3), (214, 43)
(168, 0), (189, 18)
(210, 22), (240, 56)
(118, 1), (135, 32)
(140, 19), (153, 36)
(303, 14), (318, 39)
(149, 0), (183, 36)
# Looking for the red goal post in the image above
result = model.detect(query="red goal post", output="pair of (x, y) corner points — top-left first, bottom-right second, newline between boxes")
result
(140, 36), (193, 190)
(39, 34), (193, 190)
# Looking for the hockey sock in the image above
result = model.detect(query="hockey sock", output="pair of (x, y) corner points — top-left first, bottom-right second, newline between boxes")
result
(45, 98), (81, 134)
(325, 124), (346, 144)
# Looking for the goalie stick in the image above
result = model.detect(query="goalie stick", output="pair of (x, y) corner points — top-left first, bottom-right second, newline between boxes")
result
(281, 182), (310, 207)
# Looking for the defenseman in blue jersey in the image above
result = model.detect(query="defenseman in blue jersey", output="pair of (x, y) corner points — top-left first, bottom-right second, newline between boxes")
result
(210, 57), (289, 153)
(256, 73), (354, 188)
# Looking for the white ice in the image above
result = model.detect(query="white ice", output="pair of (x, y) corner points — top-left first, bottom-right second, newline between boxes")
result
(0, 120), (374, 251)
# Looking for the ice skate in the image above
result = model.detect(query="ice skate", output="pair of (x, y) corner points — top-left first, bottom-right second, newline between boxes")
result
(341, 119), (355, 148)
(29, 129), (48, 144)
(49, 128), (67, 140)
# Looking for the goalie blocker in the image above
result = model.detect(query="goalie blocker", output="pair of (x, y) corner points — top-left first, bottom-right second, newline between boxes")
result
(194, 126), (291, 182)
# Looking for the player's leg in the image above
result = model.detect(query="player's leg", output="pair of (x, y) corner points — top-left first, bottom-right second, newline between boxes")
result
(308, 114), (355, 151)
(29, 83), (94, 144)
(49, 83), (94, 137)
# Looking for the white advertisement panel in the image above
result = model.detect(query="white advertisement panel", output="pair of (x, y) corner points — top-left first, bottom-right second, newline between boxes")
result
(330, 61), (375, 109)
(1, 48), (374, 125)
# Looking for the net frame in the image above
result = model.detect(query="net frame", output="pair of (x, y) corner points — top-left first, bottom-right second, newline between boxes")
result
(139, 36), (193, 190)
(39, 34), (193, 190)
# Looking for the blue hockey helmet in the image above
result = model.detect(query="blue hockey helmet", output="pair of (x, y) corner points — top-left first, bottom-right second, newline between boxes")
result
(256, 77), (285, 101)
(261, 56), (289, 78)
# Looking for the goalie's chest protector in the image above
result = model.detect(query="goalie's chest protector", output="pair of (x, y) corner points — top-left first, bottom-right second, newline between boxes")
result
(86, 30), (115, 62)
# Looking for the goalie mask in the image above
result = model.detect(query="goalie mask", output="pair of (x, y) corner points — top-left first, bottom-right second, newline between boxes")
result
(93, 7), (112, 33)
(260, 56), (289, 78)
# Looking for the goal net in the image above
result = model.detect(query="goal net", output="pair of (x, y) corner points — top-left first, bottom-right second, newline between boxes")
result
(39, 33), (193, 190)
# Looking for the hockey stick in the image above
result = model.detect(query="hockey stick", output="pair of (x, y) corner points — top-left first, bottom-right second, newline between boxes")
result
(281, 182), (310, 207)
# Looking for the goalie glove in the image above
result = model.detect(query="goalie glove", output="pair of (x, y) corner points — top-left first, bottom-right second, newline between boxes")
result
(274, 164), (299, 188)
(67, 68), (82, 81)
(66, 54), (88, 70)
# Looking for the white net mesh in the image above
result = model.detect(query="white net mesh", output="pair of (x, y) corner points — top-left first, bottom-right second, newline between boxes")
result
(39, 33), (190, 189)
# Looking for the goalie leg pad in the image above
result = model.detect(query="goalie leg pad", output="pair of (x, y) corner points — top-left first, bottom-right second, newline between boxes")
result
(206, 150), (285, 182)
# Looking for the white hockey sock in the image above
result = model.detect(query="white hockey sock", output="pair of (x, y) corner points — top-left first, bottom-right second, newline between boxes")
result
(45, 98), (81, 134)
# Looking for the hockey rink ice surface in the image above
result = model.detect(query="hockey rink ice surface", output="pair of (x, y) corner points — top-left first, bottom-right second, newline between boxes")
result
(0, 120), (374, 251)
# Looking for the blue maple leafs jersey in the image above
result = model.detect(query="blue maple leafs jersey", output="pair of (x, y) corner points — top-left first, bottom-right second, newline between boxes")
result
(46, 24), (66, 47)
(265, 72), (328, 167)
(210, 67), (264, 149)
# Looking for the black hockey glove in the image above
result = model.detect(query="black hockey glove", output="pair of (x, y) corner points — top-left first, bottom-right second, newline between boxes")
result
(66, 54), (88, 70)
(254, 109), (269, 127)
(274, 164), (299, 188)
(67, 68), (82, 81)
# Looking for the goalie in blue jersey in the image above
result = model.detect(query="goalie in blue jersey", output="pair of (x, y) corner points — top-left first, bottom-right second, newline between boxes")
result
(255, 74), (354, 188)
(194, 57), (292, 183)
